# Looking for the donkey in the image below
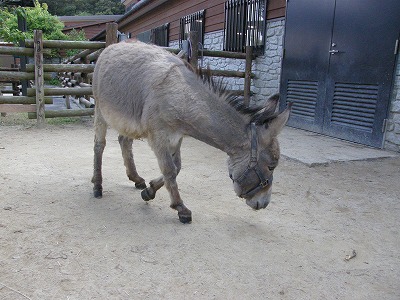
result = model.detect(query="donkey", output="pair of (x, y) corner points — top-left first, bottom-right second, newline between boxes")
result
(92, 41), (291, 223)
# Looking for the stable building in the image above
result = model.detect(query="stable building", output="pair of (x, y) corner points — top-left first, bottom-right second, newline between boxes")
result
(93, 0), (400, 151)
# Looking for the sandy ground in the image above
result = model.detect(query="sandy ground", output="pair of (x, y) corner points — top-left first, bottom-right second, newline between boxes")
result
(0, 117), (399, 300)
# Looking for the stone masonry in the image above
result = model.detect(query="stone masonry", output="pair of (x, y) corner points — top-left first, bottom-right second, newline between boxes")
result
(385, 56), (400, 151)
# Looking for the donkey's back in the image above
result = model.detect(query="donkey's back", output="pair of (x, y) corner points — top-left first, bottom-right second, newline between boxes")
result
(93, 41), (193, 139)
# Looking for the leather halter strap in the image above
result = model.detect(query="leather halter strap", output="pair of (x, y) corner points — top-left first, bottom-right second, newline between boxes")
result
(231, 123), (272, 198)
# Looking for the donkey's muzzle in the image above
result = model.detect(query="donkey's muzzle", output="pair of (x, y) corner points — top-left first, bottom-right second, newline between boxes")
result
(246, 198), (270, 210)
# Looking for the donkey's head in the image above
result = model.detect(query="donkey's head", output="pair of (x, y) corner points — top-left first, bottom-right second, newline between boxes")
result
(228, 94), (291, 210)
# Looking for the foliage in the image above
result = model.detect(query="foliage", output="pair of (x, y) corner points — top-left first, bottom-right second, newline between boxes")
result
(0, 0), (65, 45)
(64, 28), (87, 57)
(42, 0), (125, 16)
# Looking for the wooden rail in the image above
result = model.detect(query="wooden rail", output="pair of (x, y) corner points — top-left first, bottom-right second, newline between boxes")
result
(1, 25), (256, 123)
(25, 39), (106, 49)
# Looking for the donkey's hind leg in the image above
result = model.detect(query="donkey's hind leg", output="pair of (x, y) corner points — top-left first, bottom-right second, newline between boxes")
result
(92, 111), (107, 198)
(118, 135), (146, 189)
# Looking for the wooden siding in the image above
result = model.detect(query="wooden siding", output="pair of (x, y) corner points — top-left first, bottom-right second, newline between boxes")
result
(267, 0), (286, 19)
(63, 23), (109, 40)
(119, 0), (286, 43)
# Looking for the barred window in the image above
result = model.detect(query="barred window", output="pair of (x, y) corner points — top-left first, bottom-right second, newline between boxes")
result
(224, 0), (267, 54)
(137, 23), (169, 47)
(179, 10), (205, 48)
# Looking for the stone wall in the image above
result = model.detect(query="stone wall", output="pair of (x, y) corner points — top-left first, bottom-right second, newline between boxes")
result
(252, 18), (285, 105)
(385, 56), (400, 151)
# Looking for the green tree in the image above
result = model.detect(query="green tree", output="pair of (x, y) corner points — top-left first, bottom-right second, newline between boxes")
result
(0, 0), (65, 45)
(43, 0), (124, 16)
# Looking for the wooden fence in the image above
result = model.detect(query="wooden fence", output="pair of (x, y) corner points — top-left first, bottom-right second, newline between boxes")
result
(0, 23), (255, 125)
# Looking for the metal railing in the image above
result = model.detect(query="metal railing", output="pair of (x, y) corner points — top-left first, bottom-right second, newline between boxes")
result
(224, 0), (267, 54)
(179, 10), (205, 48)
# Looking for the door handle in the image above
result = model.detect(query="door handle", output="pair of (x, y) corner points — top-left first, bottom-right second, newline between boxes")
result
(329, 49), (340, 54)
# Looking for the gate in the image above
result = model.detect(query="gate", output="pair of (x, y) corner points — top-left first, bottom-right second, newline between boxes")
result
(280, 0), (400, 147)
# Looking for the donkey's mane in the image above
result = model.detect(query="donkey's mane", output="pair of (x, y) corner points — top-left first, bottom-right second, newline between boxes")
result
(195, 66), (278, 125)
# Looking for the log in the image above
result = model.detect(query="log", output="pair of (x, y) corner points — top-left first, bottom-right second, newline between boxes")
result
(189, 31), (199, 69)
(79, 97), (95, 108)
(65, 95), (71, 109)
(64, 48), (97, 63)
(0, 46), (51, 57)
(0, 71), (51, 81)
(86, 49), (103, 62)
(0, 96), (52, 104)
(27, 87), (92, 96)
(26, 64), (95, 73)
(202, 50), (251, 59)
(34, 30), (45, 126)
(25, 39), (106, 49)
(28, 108), (94, 119)
(244, 46), (253, 106)
(162, 48), (251, 59)
(202, 69), (255, 78)
(106, 23), (118, 47)
(0, 104), (36, 113)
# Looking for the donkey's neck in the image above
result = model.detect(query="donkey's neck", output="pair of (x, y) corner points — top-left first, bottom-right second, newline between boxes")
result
(183, 93), (251, 157)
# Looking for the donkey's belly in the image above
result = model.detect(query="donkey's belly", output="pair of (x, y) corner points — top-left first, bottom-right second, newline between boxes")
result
(99, 103), (147, 140)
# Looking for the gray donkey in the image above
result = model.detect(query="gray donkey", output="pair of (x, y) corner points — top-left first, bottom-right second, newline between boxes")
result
(92, 41), (291, 223)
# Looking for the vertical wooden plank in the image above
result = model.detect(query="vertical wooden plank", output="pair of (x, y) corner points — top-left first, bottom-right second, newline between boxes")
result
(18, 12), (28, 96)
(65, 95), (71, 109)
(106, 23), (118, 47)
(244, 45), (253, 106)
(34, 30), (45, 126)
(189, 31), (199, 69)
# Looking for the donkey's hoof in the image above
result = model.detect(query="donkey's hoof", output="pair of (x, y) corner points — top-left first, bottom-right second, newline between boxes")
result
(178, 212), (192, 224)
(93, 189), (103, 198)
(135, 181), (147, 190)
(141, 188), (155, 201)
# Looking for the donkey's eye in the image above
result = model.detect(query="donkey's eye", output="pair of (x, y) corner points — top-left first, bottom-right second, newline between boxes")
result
(268, 166), (275, 171)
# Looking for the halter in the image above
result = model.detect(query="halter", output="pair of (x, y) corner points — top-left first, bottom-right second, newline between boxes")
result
(230, 122), (273, 199)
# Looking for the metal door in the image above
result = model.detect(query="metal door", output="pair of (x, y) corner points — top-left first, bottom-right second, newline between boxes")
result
(280, 0), (400, 147)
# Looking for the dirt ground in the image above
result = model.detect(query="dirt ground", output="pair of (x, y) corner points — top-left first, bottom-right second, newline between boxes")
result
(0, 116), (399, 300)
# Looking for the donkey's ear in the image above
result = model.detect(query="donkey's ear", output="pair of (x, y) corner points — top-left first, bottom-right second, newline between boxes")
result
(252, 94), (280, 124)
(266, 102), (292, 136)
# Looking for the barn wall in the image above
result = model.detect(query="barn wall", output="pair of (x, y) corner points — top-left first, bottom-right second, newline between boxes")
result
(63, 23), (109, 40)
(119, 0), (285, 42)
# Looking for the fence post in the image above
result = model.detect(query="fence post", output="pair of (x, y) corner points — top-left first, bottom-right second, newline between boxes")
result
(34, 30), (45, 126)
(18, 11), (28, 96)
(106, 23), (118, 47)
(188, 31), (199, 69)
(244, 46), (253, 106)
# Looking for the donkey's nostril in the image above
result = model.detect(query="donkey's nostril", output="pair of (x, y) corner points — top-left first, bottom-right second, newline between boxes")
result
(255, 201), (259, 210)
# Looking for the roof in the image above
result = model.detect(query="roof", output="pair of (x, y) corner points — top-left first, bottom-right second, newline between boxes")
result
(91, 0), (168, 40)
(58, 15), (123, 23)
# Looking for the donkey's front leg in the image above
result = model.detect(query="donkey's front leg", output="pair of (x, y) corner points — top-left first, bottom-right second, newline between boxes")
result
(118, 135), (146, 189)
(152, 140), (191, 223)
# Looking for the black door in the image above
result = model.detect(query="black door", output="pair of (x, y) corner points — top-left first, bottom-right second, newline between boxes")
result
(280, 0), (400, 147)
